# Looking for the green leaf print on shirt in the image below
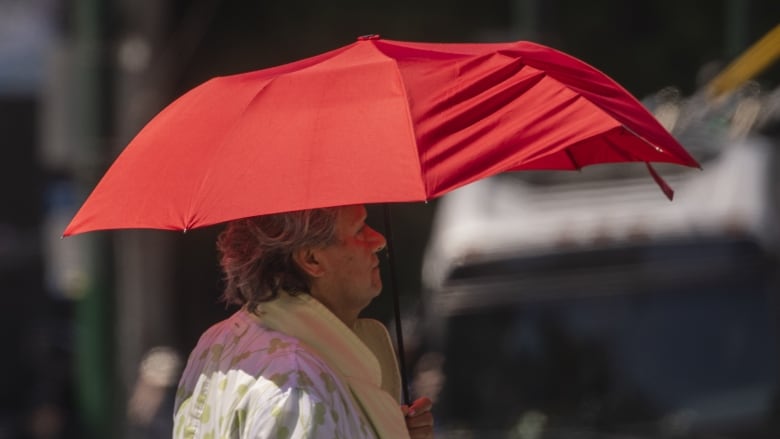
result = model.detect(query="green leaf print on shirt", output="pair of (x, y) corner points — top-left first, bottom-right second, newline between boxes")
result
(268, 338), (292, 354)
(176, 384), (188, 401)
(320, 372), (336, 393)
(275, 426), (290, 439)
(270, 372), (291, 387)
(313, 402), (326, 425)
(210, 344), (224, 362)
(298, 370), (314, 388)
(201, 403), (211, 424)
(232, 407), (247, 432)
(229, 350), (252, 367)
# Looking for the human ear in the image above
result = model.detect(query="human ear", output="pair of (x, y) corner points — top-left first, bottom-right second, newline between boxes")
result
(292, 248), (324, 278)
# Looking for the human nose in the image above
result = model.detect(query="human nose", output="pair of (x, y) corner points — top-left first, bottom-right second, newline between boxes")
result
(367, 226), (386, 253)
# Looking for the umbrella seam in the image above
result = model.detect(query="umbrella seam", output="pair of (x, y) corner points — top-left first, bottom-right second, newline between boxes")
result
(375, 41), (430, 200)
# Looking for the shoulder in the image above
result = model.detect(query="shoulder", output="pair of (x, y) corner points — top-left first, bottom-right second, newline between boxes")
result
(251, 341), (346, 398)
(190, 309), (306, 361)
(178, 309), (337, 394)
(215, 311), (347, 396)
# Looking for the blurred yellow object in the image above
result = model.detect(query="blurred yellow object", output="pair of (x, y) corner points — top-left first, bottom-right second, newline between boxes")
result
(707, 24), (780, 97)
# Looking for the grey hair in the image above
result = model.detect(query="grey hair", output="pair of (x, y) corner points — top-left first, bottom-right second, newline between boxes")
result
(217, 208), (339, 308)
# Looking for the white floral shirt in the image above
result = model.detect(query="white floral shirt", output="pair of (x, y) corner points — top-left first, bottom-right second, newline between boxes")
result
(173, 309), (377, 438)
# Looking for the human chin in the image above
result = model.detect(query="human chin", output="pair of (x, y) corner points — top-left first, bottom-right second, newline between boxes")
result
(371, 267), (383, 292)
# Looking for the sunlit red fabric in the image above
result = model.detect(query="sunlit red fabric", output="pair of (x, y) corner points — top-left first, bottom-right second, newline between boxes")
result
(64, 38), (699, 236)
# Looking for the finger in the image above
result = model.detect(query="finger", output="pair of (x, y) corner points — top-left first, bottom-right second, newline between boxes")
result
(407, 397), (433, 416)
(406, 411), (434, 429)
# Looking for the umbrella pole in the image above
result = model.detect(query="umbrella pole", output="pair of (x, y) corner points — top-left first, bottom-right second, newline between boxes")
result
(383, 204), (412, 405)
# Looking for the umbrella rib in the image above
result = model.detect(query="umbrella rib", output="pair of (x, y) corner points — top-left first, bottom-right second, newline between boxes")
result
(186, 46), (362, 228)
(387, 58), (429, 199)
(603, 126), (642, 161)
(565, 149), (581, 170)
(185, 75), (291, 227)
(545, 75), (666, 163)
(621, 123), (700, 169)
(602, 127), (677, 199)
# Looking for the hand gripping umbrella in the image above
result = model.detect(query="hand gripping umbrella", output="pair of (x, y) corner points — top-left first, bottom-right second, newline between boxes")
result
(64, 35), (700, 403)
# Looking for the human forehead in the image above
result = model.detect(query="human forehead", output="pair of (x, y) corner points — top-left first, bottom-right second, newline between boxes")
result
(335, 205), (367, 227)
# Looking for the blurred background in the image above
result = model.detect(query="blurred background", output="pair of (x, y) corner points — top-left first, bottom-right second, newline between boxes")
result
(1, 0), (779, 438)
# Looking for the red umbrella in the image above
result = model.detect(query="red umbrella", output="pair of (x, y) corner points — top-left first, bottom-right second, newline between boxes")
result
(64, 35), (698, 236)
(63, 35), (700, 404)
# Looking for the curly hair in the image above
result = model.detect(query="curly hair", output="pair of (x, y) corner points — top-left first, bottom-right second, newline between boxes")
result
(217, 208), (339, 308)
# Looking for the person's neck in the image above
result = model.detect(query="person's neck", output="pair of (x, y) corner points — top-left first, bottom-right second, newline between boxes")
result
(309, 291), (359, 328)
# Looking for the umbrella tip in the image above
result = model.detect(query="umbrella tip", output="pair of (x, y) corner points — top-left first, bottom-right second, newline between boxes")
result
(357, 34), (380, 41)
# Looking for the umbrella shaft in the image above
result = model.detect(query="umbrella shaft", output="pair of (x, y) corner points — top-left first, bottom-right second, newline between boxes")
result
(383, 204), (411, 405)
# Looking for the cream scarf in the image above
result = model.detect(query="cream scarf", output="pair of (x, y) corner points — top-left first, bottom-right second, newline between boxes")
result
(252, 292), (408, 439)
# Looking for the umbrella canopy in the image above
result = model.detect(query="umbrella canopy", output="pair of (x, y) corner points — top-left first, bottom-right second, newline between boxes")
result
(64, 36), (698, 236)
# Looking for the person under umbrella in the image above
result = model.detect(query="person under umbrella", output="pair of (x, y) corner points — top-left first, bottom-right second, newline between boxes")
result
(63, 35), (702, 439)
(173, 205), (434, 438)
